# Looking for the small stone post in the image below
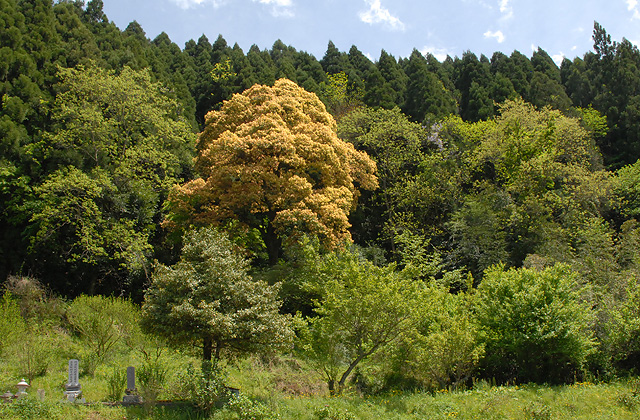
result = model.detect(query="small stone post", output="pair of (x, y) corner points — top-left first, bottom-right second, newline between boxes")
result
(123, 366), (141, 404)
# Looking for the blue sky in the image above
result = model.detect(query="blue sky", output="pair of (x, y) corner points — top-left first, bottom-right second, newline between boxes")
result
(101, 0), (640, 64)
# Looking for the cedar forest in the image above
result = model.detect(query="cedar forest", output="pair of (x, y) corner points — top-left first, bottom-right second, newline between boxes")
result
(3, 0), (640, 398)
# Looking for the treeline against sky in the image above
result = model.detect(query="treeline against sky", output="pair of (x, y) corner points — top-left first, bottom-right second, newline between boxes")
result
(3, 0), (640, 298)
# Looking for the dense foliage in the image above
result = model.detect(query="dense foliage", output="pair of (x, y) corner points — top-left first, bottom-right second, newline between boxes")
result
(3, 0), (640, 391)
(165, 79), (377, 265)
(141, 227), (294, 362)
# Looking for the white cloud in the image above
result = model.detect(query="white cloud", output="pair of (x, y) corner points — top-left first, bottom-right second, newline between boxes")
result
(253, 0), (294, 17)
(172, 0), (209, 8)
(552, 52), (565, 66)
(171, 0), (227, 8)
(484, 30), (505, 43)
(421, 46), (453, 62)
(256, 0), (291, 5)
(627, 0), (640, 19)
(170, 0), (294, 17)
(359, 0), (406, 31)
(499, 0), (513, 19)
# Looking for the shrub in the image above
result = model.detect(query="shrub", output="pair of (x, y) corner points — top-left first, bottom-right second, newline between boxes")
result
(616, 377), (640, 410)
(1, 292), (71, 382)
(609, 276), (640, 373)
(105, 366), (127, 402)
(0, 396), (52, 420)
(212, 394), (279, 420)
(3, 276), (64, 322)
(66, 295), (139, 375)
(138, 360), (168, 406)
(313, 405), (357, 420)
(177, 362), (231, 414)
(407, 286), (484, 390)
(0, 293), (23, 356)
(475, 264), (596, 383)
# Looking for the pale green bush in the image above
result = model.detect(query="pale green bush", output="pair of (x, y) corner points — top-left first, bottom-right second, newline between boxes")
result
(476, 264), (596, 383)
(66, 295), (139, 376)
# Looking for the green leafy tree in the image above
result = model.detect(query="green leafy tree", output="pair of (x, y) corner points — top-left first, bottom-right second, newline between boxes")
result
(439, 99), (609, 275)
(27, 65), (195, 295)
(319, 71), (363, 121)
(298, 248), (422, 394)
(141, 227), (294, 363)
(30, 167), (152, 295)
(447, 186), (511, 278)
(338, 106), (431, 254)
(614, 158), (640, 220)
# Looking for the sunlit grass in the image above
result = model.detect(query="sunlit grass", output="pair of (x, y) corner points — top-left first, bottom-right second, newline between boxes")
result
(1, 353), (638, 419)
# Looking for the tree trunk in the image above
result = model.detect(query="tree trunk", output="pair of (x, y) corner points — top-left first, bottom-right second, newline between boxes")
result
(337, 345), (382, 393)
(262, 216), (281, 266)
(215, 341), (222, 360)
(203, 336), (213, 362)
(328, 379), (336, 396)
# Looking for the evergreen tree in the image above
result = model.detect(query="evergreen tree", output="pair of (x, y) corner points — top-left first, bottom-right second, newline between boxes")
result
(247, 44), (276, 85)
(321, 40), (349, 75)
(531, 47), (561, 82)
(402, 49), (456, 124)
(377, 49), (408, 108)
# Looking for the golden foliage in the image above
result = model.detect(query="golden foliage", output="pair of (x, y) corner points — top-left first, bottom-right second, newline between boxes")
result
(167, 79), (377, 249)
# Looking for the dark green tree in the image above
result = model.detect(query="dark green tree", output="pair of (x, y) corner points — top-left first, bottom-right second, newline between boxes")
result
(28, 65), (195, 295)
(402, 49), (457, 124)
(320, 40), (350, 75)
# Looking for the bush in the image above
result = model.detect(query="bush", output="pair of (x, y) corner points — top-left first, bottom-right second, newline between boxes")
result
(409, 286), (484, 390)
(3, 276), (65, 322)
(609, 276), (640, 373)
(313, 405), (357, 420)
(0, 397), (52, 420)
(0, 292), (71, 382)
(616, 378), (640, 410)
(66, 295), (139, 376)
(138, 360), (168, 405)
(177, 362), (231, 413)
(0, 293), (23, 356)
(105, 366), (127, 402)
(212, 394), (279, 420)
(475, 264), (596, 383)
(377, 285), (483, 393)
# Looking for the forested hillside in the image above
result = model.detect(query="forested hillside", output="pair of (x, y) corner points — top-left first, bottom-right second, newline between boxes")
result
(2, 0), (640, 390)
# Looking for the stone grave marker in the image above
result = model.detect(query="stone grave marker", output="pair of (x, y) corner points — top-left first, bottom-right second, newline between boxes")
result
(123, 366), (141, 404)
(63, 359), (85, 403)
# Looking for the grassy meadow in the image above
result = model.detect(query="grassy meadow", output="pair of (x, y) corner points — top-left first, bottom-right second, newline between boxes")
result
(1, 353), (639, 420)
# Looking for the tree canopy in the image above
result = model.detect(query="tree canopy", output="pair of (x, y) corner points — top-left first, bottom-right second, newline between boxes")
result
(165, 78), (377, 265)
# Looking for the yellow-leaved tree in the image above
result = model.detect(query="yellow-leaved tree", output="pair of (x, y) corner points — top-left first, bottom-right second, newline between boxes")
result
(166, 79), (378, 264)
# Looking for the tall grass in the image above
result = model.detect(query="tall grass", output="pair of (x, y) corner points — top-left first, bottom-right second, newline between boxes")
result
(0, 378), (638, 419)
